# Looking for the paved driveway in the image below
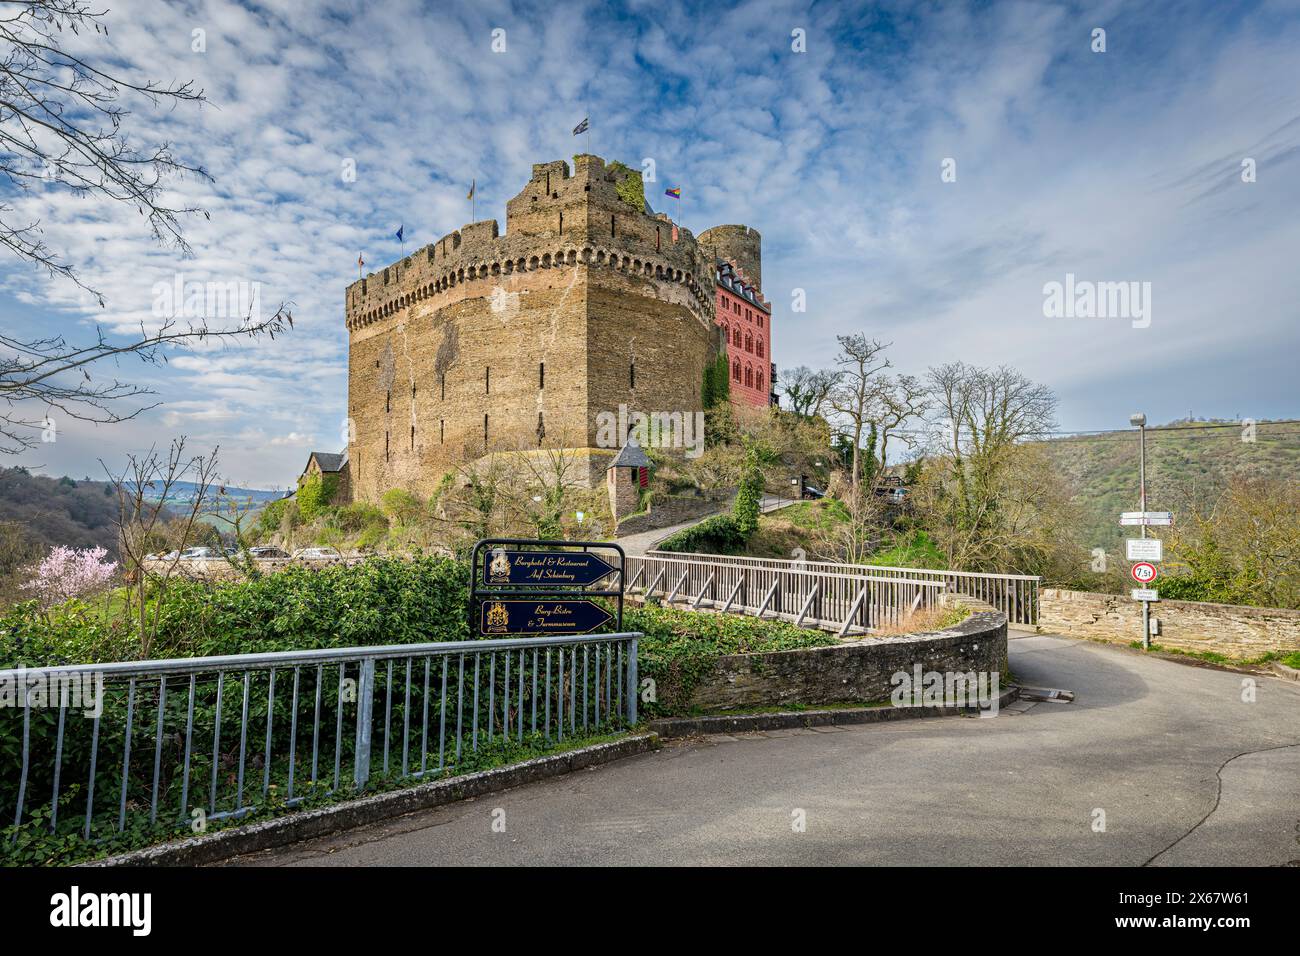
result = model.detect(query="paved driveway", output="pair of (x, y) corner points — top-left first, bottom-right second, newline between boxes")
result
(228, 633), (1300, 866)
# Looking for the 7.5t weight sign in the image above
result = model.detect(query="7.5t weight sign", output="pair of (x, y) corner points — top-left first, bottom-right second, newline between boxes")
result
(1130, 562), (1158, 584)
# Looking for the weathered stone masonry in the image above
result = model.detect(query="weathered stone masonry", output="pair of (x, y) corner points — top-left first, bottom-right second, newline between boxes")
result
(343, 154), (757, 504)
(1040, 588), (1300, 658)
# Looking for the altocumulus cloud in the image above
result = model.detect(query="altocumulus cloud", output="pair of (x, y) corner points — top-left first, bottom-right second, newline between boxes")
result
(1, 0), (1298, 485)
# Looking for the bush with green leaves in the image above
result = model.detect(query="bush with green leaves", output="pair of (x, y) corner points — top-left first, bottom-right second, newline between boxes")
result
(627, 604), (836, 716)
(0, 555), (839, 863)
(296, 473), (338, 522)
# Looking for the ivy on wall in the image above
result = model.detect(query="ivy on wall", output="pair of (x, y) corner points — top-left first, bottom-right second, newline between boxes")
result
(606, 161), (646, 212)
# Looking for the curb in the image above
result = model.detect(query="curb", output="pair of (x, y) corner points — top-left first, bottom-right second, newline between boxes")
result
(648, 685), (1021, 738)
(85, 733), (660, 868)
(1271, 662), (1300, 683)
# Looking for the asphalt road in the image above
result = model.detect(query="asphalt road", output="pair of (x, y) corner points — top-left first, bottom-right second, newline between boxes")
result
(228, 633), (1300, 866)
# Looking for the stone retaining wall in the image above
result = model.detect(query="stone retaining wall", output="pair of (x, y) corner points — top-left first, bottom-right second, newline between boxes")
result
(1039, 588), (1300, 658)
(615, 489), (731, 536)
(686, 610), (1007, 711)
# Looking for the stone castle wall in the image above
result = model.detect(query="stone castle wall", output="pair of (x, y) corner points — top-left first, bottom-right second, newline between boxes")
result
(1039, 588), (1300, 658)
(344, 155), (736, 503)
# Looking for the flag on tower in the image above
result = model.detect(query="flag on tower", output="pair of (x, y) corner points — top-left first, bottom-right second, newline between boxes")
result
(665, 187), (681, 199)
(466, 180), (475, 200)
(572, 117), (589, 136)
(394, 224), (404, 243)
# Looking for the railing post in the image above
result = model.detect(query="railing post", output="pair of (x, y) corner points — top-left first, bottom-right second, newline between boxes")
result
(354, 658), (375, 790)
(626, 637), (638, 725)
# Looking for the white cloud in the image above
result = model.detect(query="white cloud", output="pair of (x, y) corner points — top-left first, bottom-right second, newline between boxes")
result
(2, 0), (1297, 486)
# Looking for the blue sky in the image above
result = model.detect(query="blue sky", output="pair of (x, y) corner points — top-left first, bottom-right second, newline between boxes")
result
(2, 0), (1298, 487)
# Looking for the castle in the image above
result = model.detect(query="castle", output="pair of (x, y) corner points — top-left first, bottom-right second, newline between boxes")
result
(327, 154), (770, 505)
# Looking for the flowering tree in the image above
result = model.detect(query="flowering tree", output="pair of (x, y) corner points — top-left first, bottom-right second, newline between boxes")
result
(20, 546), (118, 611)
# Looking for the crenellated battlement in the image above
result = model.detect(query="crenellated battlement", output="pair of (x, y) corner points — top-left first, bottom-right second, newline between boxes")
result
(345, 154), (717, 332)
(342, 152), (761, 506)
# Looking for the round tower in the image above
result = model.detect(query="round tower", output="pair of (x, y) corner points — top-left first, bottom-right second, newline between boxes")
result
(699, 224), (762, 290)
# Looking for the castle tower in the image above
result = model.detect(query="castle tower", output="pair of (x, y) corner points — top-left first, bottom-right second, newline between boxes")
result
(699, 225), (762, 291)
(342, 155), (740, 504)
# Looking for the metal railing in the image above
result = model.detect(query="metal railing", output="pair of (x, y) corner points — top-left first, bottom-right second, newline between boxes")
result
(626, 553), (945, 635)
(645, 550), (1041, 626)
(2, 632), (639, 844)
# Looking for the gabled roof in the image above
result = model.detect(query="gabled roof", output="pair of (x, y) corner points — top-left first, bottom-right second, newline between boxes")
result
(307, 451), (345, 473)
(608, 439), (651, 469)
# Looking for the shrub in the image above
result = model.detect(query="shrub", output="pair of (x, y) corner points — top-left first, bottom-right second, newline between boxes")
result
(19, 546), (118, 612)
(297, 474), (338, 521)
(627, 604), (836, 716)
(657, 513), (747, 554)
(256, 497), (298, 538)
(380, 489), (424, 526)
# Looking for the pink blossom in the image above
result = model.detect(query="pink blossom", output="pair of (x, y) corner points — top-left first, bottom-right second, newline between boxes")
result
(20, 546), (119, 609)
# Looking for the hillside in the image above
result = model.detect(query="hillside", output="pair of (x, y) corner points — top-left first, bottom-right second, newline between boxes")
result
(1038, 419), (1300, 554)
(0, 468), (122, 556)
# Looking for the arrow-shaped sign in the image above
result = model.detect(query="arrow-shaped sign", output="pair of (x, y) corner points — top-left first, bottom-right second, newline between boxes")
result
(482, 550), (617, 587)
(479, 599), (614, 636)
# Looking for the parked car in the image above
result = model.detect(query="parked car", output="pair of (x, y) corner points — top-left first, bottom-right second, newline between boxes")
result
(249, 546), (290, 559)
(181, 546), (220, 560)
(292, 546), (343, 560)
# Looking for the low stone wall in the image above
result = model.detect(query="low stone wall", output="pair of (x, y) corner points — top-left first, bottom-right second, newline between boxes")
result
(686, 610), (1007, 711)
(1039, 588), (1300, 658)
(615, 488), (731, 536)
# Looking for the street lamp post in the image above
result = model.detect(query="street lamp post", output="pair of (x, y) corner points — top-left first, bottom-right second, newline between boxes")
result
(1130, 412), (1150, 649)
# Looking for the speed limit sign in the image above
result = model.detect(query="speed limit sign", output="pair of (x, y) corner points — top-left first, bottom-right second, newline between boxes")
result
(1131, 562), (1158, 584)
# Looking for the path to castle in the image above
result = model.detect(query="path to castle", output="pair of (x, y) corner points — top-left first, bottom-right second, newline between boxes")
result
(615, 495), (795, 556)
(226, 632), (1300, 867)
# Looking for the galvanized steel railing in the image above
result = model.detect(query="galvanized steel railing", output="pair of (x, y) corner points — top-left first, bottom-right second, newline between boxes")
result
(625, 553), (945, 635)
(643, 550), (1041, 626)
(2, 632), (639, 844)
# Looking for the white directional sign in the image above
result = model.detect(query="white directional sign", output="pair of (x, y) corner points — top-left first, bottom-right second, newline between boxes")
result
(1120, 511), (1173, 526)
(1131, 588), (1159, 602)
(1126, 538), (1163, 562)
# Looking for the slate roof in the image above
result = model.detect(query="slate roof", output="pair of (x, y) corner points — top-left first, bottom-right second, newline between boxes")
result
(715, 259), (770, 313)
(608, 439), (651, 469)
(308, 451), (345, 473)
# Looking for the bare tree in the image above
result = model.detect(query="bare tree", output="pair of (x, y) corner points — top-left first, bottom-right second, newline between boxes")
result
(2, 310), (292, 453)
(918, 363), (1060, 570)
(779, 365), (840, 419)
(0, 0), (208, 294)
(0, 1), (293, 452)
(871, 373), (931, 471)
(105, 438), (220, 656)
(827, 335), (892, 497)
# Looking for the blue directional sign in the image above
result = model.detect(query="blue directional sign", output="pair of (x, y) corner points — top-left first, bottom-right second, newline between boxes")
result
(482, 549), (617, 587)
(480, 599), (613, 636)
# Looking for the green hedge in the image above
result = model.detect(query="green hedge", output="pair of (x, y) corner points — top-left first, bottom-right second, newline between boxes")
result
(0, 557), (834, 862)
(626, 604), (835, 716)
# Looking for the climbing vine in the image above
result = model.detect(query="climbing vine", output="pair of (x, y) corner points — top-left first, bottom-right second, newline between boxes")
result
(606, 161), (646, 212)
